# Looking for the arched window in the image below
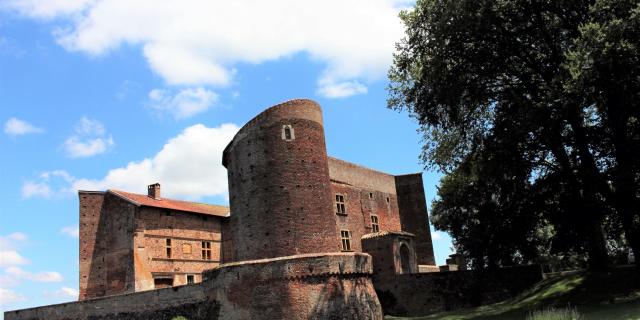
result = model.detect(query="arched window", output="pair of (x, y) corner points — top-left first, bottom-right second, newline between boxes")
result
(400, 243), (411, 274)
(282, 125), (295, 141)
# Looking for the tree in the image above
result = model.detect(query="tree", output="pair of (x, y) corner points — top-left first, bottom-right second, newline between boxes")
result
(389, 0), (639, 270)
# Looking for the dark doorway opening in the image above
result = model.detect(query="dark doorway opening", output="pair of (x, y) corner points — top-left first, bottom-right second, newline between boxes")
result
(400, 243), (411, 274)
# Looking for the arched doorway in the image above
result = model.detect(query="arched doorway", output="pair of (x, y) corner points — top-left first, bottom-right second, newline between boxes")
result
(399, 243), (411, 274)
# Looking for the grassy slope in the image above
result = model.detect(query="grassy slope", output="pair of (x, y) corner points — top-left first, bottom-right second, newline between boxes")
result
(387, 265), (640, 320)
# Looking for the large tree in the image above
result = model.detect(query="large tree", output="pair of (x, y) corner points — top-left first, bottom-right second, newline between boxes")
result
(389, 0), (639, 270)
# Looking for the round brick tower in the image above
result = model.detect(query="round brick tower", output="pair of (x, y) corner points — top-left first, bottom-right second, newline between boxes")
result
(222, 99), (340, 261)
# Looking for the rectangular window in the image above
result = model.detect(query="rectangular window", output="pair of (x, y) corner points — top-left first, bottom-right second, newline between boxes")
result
(165, 239), (172, 258)
(182, 243), (192, 254)
(369, 192), (373, 199)
(371, 215), (379, 233)
(202, 241), (212, 260)
(186, 274), (195, 284)
(335, 194), (346, 214)
(154, 277), (173, 289)
(340, 230), (351, 251)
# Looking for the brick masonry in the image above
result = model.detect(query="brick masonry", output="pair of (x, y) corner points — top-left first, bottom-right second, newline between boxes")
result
(5, 253), (382, 320)
(8, 98), (446, 319)
(374, 265), (544, 317)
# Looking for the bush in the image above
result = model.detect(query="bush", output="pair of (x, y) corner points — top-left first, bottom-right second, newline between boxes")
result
(526, 306), (581, 320)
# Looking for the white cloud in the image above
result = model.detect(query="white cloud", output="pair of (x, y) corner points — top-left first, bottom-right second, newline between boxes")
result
(0, 287), (25, 306)
(46, 286), (79, 299)
(148, 87), (218, 119)
(0, 233), (29, 268)
(63, 117), (114, 158)
(57, 123), (237, 200)
(61, 225), (79, 238)
(4, 117), (44, 136)
(0, 251), (29, 267)
(21, 181), (51, 198)
(431, 231), (445, 241)
(1, 0), (409, 98)
(22, 170), (74, 199)
(5, 267), (63, 282)
(317, 79), (368, 98)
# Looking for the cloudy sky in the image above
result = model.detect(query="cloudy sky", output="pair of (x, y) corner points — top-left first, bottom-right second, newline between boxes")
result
(0, 0), (452, 313)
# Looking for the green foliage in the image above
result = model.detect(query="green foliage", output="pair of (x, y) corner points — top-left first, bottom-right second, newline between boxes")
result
(526, 307), (582, 320)
(390, 0), (640, 270)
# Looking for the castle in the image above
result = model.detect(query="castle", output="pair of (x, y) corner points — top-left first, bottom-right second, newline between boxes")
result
(6, 99), (440, 319)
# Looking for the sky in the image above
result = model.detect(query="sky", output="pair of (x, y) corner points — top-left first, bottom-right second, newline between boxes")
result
(0, 0), (453, 314)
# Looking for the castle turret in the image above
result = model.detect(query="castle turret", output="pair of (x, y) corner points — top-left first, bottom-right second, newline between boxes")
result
(222, 99), (340, 261)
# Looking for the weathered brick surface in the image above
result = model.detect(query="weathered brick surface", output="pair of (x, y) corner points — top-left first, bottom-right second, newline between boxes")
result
(79, 192), (136, 300)
(361, 231), (418, 276)
(395, 174), (436, 265)
(134, 207), (222, 289)
(374, 265), (543, 316)
(223, 99), (341, 261)
(5, 253), (382, 320)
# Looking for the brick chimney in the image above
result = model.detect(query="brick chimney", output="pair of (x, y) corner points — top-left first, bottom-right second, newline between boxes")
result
(148, 183), (161, 200)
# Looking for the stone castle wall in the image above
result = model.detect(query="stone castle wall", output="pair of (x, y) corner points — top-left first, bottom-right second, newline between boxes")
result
(374, 264), (543, 317)
(395, 174), (436, 265)
(5, 253), (382, 320)
(79, 192), (136, 300)
(223, 99), (340, 261)
(133, 207), (223, 290)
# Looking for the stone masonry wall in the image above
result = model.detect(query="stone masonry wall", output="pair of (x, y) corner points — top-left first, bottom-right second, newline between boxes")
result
(5, 253), (382, 320)
(374, 264), (543, 317)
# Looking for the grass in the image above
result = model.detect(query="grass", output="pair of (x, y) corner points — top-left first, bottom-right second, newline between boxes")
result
(526, 307), (581, 320)
(386, 265), (640, 320)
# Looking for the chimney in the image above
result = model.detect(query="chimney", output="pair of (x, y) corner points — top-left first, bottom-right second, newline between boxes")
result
(148, 183), (161, 200)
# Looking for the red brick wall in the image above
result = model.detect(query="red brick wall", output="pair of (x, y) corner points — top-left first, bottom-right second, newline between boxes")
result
(79, 191), (136, 300)
(79, 191), (105, 300)
(223, 99), (340, 261)
(395, 174), (435, 265)
(134, 207), (222, 288)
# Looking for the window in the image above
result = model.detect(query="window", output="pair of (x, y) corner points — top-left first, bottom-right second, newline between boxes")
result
(340, 230), (351, 251)
(202, 241), (212, 260)
(154, 277), (173, 289)
(369, 192), (373, 199)
(386, 197), (390, 203)
(371, 215), (379, 233)
(282, 125), (295, 141)
(165, 239), (172, 258)
(182, 243), (192, 254)
(186, 274), (195, 284)
(335, 194), (346, 214)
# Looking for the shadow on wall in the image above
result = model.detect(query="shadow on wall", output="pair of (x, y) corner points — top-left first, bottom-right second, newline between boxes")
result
(308, 275), (383, 319)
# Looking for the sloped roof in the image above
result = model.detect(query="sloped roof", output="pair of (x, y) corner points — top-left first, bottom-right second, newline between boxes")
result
(109, 189), (230, 217)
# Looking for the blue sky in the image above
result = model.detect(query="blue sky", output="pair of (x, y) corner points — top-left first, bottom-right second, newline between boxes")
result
(0, 0), (452, 313)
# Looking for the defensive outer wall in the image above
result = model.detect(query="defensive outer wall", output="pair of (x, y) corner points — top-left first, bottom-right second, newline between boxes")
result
(5, 253), (382, 320)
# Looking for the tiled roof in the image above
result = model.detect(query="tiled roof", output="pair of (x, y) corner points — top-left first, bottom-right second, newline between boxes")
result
(109, 189), (230, 217)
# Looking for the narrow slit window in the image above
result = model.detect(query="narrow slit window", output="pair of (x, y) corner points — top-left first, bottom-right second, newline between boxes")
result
(202, 241), (212, 260)
(340, 230), (351, 251)
(165, 239), (172, 258)
(282, 125), (295, 141)
(335, 194), (346, 214)
(371, 215), (379, 233)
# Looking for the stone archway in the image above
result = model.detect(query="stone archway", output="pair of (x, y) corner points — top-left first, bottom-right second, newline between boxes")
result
(399, 243), (411, 274)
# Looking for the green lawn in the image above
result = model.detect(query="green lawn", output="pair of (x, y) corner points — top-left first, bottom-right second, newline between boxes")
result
(386, 265), (640, 320)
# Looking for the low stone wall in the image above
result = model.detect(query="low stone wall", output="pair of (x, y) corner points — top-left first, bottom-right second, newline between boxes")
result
(375, 264), (543, 317)
(5, 252), (382, 320)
